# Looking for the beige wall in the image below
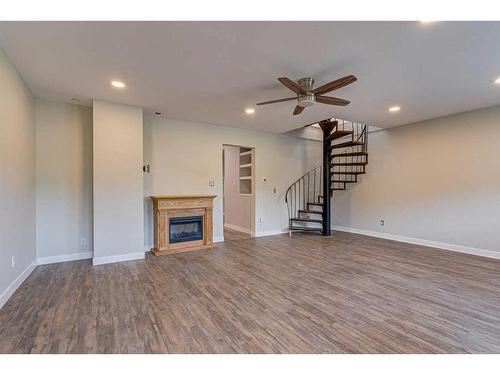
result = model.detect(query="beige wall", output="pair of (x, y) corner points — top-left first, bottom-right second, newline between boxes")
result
(333, 105), (500, 253)
(35, 99), (93, 261)
(93, 100), (144, 264)
(143, 116), (322, 245)
(0, 49), (36, 306)
(223, 145), (254, 233)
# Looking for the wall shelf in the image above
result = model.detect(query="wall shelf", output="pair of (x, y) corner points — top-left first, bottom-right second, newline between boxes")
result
(239, 147), (253, 194)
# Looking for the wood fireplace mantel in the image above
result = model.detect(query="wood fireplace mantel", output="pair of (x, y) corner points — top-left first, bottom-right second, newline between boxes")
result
(150, 195), (216, 256)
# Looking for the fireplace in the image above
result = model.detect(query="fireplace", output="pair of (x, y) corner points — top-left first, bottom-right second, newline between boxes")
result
(169, 216), (203, 244)
(150, 195), (216, 256)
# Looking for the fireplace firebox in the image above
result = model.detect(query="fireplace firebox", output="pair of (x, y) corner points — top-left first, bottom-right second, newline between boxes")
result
(169, 216), (203, 244)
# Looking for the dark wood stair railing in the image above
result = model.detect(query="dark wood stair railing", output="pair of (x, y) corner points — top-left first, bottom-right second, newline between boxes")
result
(285, 118), (369, 236)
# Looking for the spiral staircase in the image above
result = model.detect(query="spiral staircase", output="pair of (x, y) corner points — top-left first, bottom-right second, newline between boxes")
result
(285, 118), (369, 235)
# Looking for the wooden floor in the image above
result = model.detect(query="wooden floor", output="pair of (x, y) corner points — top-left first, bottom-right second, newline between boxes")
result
(1, 231), (500, 353)
(223, 227), (252, 241)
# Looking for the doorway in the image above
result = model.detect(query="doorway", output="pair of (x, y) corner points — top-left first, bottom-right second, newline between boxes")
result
(222, 145), (255, 241)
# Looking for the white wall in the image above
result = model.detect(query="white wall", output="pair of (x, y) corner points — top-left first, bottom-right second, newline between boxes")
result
(223, 145), (254, 233)
(333, 105), (500, 254)
(0, 49), (36, 307)
(143, 116), (322, 245)
(35, 99), (93, 262)
(93, 100), (144, 265)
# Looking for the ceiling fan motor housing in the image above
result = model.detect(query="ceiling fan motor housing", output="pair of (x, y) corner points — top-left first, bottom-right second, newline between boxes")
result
(298, 77), (315, 107)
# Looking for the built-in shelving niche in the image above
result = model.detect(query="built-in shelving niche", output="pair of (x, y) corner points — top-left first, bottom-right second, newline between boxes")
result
(239, 147), (253, 195)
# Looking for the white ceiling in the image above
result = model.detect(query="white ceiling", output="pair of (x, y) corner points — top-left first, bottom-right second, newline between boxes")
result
(1, 21), (500, 133)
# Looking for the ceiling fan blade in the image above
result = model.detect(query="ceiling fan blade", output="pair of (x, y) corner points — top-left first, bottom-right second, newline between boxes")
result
(315, 96), (350, 106)
(278, 77), (306, 95)
(293, 105), (305, 115)
(313, 75), (357, 96)
(256, 97), (297, 106)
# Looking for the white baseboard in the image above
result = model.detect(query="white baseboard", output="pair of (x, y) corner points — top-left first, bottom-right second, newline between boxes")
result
(224, 223), (253, 235)
(214, 236), (224, 243)
(0, 260), (37, 310)
(37, 251), (92, 265)
(332, 225), (500, 260)
(92, 251), (145, 266)
(254, 228), (288, 237)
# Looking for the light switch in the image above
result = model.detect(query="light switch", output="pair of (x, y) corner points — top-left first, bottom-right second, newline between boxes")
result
(209, 181), (215, 187)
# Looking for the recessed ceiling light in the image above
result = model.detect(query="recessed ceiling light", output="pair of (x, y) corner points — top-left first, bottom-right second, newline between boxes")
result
(154, 112), (162, 115)
(494, 77), (500, 84)
(389, 106), (401, 112)
(245, 108), (255, 114)
(71, 98), (80, 104)
(111, 80), (126, 89)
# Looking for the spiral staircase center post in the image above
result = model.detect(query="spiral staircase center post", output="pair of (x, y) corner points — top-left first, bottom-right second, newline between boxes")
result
(319, 120), (335, 236)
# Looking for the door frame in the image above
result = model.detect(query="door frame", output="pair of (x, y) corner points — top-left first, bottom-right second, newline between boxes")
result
(222, 144), (256, 238)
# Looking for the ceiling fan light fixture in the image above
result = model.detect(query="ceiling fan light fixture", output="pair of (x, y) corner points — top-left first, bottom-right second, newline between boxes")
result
(298, 93), (315, 107)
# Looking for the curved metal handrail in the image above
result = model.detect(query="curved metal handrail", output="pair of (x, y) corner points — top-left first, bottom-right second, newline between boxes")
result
(285, 166), (323, 224)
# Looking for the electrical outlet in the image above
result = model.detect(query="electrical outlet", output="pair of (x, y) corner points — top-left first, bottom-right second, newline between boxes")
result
(258, 218), (263, 224)
(208, 181), (215, 187)
(380, 220), (385, 226)
(11, 256), (15, 268)
(80, 238), (87, 247)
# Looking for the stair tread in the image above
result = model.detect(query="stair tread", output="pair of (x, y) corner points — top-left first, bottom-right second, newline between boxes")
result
(329, 141), (364, 149)
(331, 151), (368, 157)
(332, 171), (365, 175)
(307, 202), (323, 206)
(289, 226), (324, 232)
(291, 217), (323, 223)
(326, 130), (353, 142)
(298, 209), (323, 214)
(331, 162), (368, 166)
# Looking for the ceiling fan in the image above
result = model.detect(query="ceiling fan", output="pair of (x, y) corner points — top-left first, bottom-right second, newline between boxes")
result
(256, 75), (357, 115)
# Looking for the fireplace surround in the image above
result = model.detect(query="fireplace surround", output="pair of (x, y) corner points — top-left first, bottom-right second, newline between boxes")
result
(150, 195), (216, 255)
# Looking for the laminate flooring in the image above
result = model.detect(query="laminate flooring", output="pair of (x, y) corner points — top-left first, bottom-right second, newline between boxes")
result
(1, 231), (500, 353)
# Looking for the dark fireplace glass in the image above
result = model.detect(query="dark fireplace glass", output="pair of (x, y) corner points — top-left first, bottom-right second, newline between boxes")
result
(169, 216), (203, 244)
